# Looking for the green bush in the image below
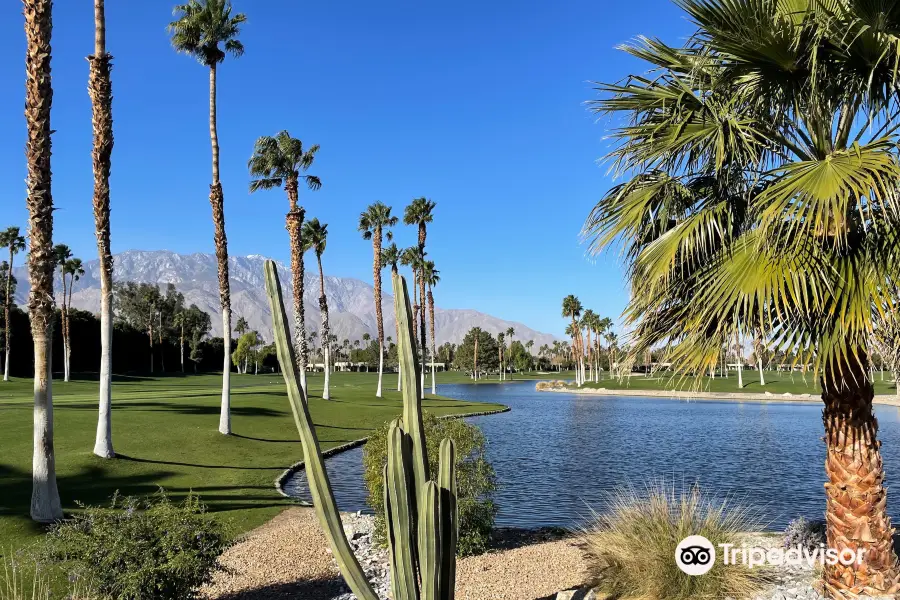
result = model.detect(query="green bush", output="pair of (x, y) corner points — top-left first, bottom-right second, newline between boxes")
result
(41, 491), (229, 600)
(363, 412), (497, 556)
(583, 481), (768, 600)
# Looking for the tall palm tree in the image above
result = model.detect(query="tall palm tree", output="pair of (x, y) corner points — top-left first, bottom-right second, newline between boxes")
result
(0, 227), (25, 383)
(423, 260), (440, 394)
(403, 197), (436, 395)
(471, 326), (482, 381)
(381, 242), (402, 390)
(561, 295), (583, 385)
(302, 218), (331, 399)
(497, 332), (505, 381)
(63, 257), (84, 382)
(88, 0), (115, 458)
(399, 246), (421, 345)
(584, 1), (900, 593)
(248, 130), (320, 393)
(24, 0), (62, 523)
(358, 202), (397, 398)
(169, 0), (246, 435)
(505, 327), (515, 380)
(581, 311), (596, 384)
(53, 245), (72, 382)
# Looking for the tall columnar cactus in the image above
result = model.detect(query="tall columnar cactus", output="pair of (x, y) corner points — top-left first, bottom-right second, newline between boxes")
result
(264, 261), (458, 600)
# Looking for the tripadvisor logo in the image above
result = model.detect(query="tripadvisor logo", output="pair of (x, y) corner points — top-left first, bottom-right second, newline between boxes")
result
(675, 535), (716, 576)
(675, 535), (868, 576)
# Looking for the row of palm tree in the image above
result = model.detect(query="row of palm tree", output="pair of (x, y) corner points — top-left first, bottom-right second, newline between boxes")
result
(0, 227), (25, 383)
(560, 295), (615, 386)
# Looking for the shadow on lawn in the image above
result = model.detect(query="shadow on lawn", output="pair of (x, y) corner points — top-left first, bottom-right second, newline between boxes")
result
(54, 401), (287, 418)
(117, 454), (287, 471)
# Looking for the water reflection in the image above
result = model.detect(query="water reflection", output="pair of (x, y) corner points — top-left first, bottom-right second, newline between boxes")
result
(284, 381), (900, 530)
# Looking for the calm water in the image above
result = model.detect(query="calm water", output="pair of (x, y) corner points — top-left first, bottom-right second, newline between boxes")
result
(284, 381), (900, 530)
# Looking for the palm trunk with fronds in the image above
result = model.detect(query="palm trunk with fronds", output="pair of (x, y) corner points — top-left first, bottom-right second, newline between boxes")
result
(25, 0), (62, 522)
(822, 355), (900, 598)
(372, 225), (384, 397)
(317, 252), (330, 400)
(208, 62), (232, 435)
(4, 245), (15, 382)
(58, 264), (68, 382)
(285, 179), (309, 394)
(428, 285), (436, 395)
(65, 274), (74, 380)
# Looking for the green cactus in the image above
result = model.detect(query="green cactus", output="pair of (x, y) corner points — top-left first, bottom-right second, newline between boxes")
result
(264, 260), (458, 600)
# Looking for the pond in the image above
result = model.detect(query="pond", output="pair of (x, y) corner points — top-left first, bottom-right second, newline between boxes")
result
(283, 381), (900, 530)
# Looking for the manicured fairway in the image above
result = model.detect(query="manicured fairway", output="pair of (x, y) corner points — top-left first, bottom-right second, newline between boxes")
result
(579, 369), (900, 396)
(0, 371), (505, 555)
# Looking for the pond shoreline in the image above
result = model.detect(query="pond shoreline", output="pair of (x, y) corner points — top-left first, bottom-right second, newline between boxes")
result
(536, 384), (900, 406)
(274, 405), (511, 499)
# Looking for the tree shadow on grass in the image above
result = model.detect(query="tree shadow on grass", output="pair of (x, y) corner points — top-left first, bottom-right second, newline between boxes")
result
(214, 577), (348, 600)
(116, 454), (287, 471)
(54, 401), (286, 418)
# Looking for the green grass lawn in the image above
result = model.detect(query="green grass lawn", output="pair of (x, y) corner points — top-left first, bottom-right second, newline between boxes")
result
(0, 370), (505, 557)
(579, 368), (900, 396)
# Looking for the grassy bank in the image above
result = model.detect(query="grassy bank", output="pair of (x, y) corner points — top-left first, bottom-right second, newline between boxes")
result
(429, 369), (576, 384)
(576, 369), (899, 396)
(0, 371), (505, 555)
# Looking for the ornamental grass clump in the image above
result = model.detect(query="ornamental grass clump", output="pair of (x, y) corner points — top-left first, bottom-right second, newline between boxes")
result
(583, 481), (768, 600)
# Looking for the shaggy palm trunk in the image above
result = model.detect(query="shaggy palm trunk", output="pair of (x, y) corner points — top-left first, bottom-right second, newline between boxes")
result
(372, 226), (384, 398)
(59, 267), (68, 382)
(3, 246), (14, 382)
(207, 63), (232, 435)
(428, 287), (436, 395)
(25, 0), (63, 522)
(822, 356), (900, 598)
(317, 254), (330, 400)
(285, 201), (309, 394)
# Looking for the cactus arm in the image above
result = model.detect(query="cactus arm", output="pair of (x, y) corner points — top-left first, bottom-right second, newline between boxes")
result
(384, 464), (404, 600)
(419, 481), (443, 600)
(438, 439), (457, 600)
(263, 261), (379, 600)
(392, 272), (430, 513)
(387, 421), (421, 600)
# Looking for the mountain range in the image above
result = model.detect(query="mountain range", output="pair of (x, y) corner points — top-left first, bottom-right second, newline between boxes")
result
(12, 250), (560, 348)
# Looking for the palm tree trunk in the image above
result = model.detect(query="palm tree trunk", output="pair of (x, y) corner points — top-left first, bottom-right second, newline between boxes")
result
(428, 287), (436, 395)
(285, 204), (309, 395)
(822, 356), (900, 598)
(318, 253), (331, 400)
(65, 278), (74, 381)
(59, 267), (68, 382)
(208, 63), (232, 435)
(149, 321), (154, 373)
(474, 336), (478, 381)
(372, 226), (384, 398)
(180, 325), (185, 373)
(757, 356), (765, 386)
(5, 246), (15, 382)
(418, 271), (427, 398)
(25, 0), (62, 522)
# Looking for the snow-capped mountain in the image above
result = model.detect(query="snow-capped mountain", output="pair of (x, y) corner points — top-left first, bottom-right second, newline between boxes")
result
(12, 250), (560, 348)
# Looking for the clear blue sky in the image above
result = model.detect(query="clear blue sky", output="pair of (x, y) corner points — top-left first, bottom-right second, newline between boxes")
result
(0, 0), (692, 337)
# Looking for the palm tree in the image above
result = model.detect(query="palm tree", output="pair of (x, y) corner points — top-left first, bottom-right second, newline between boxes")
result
(472, 326), (482, 381)
(0, 227), (25, 383)
(381, 242), (402, 390)
(505, 327), (515, 380)
(597, 317), (612, 381)
(247, 130), (320, 393)
(358, 202), (398, 398)
(422, 260), (440, 394)
(525, 339), (534, 371)
(584, 1), (900, 593)
(302, 218), (331, 399)
(53, 245), (72, 382)
(561, 295), (583, 385)
(63, 257), (84, 381)
(497, 332), (505, 381)
(399, 246), (421, 345)
(88, 0), (115, 458)
(403, 197), (436, 396)
(169, 0), (246, 435)
(24, 0), (62, 523)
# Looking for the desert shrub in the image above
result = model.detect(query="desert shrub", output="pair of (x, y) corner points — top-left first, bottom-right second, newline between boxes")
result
(583, 481), (768, 600)
(41, 491), (229, 600)
(363, 412), (497, 556)
(783, 517), (826, 551)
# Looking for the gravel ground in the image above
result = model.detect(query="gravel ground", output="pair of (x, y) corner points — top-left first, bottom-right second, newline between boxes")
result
(202, 507), (586, 600)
